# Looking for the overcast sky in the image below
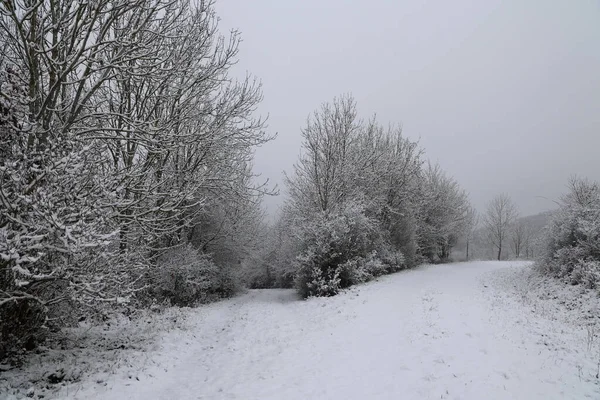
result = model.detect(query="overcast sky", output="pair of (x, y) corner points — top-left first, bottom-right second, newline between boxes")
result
(215, 0), (600, 218)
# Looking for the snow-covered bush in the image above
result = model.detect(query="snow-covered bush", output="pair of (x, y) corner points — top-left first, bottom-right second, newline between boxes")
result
(570, 260), (600, 289)
(537, 177), (600, 288)
(294, 241), (405, 298)
(378, 248), (406, 272)
(146, 245), (237, 307)
(336, 251), (399, 285)
(293, 202), (382, 297)
(337, 258), (370, 285)
(296, 254), (343, 298)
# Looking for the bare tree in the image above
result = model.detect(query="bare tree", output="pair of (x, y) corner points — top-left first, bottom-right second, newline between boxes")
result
(483, 194), (519, 260)
(511, 221), (527, 258)
(523, 225), (537, 259)
(465, 207), (479, 261)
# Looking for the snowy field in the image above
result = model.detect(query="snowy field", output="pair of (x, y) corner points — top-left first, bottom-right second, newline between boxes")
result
(3, 261), (600, 400)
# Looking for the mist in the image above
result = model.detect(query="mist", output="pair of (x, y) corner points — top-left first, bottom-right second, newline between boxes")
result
(215, 0), (600, 217)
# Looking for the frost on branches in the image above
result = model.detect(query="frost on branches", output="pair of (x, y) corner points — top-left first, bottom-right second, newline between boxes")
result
(0, 61), (120, 358)
(538, 177), (600, 288)
(0, 0), (272, 358)
(417, 163), (471, 263)
(293, 201), (385, 297)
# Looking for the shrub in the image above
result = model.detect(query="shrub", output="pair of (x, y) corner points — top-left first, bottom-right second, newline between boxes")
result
(296, 253), (343, 298)
(537, 177), (600, 287)
(338, 257), (370, 286)
(571, 260), (600, 289)
(146, 245), (237, 307)
(337, 251), (395, 285)
(293, 201), (383, 297)
(378, 248), (406, 273)
(0, 298), (46, 361)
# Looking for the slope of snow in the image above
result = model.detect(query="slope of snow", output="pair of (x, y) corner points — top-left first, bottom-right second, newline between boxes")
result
(4, 261), (600, 399)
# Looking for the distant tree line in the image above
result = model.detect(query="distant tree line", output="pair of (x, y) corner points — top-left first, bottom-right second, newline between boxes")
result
(454, 195), (550, 262)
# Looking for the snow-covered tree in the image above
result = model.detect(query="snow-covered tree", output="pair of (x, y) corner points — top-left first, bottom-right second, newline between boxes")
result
(417, 163), (471, 262)
(0, 0), (272, 354)
(276, 94), (469, 296)
(92, 0), (271, 254)
(285, 94), (359, 215)
(360, 123), (423, 266)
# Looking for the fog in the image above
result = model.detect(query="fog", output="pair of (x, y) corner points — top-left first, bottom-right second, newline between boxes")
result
(215, 0), (600, 217)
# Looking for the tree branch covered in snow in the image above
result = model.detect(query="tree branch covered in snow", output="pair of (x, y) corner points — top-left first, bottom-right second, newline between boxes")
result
(0, 0), (273, 357)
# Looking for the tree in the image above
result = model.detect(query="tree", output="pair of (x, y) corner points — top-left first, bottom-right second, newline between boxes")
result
(511, 221), (527, 258)
(522, 226), (535, 259)
(483, 194), (518, 260)
(417, 163), (471, 262)
(366, 125), (423, 266)
(277, 94), (473, 296)
(0, 0), (272, 354)
(464, 207), (479, 261)
(285, 94), (359, 215)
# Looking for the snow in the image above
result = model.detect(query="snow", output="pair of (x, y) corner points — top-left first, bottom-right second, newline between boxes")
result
(3, 261), (600, 399)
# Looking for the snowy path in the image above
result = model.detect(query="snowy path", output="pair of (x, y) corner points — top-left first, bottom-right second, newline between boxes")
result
(63, 262), (599, 399)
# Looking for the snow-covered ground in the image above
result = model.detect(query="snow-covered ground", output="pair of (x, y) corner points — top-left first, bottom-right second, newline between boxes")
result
(3, 261), (600, 399)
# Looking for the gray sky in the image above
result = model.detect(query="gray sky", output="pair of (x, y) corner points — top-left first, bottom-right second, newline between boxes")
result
(215, 0), (600, 217)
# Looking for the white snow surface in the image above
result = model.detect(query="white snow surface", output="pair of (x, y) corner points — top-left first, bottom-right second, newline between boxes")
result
(5, 261), (600, 399)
